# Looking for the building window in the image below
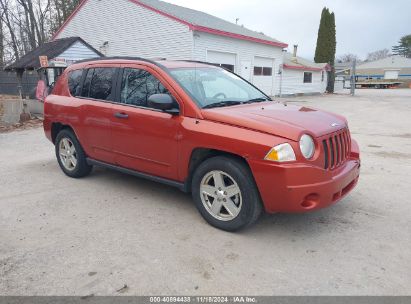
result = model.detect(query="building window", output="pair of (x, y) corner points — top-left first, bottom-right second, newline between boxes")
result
(254, 66), (273, 76)
(304, 72), (313, 83)
(254, 67), (263, 76)
(211, 63), (235, 72)
(221, 64), (235, 72)
(263, 67), (273, 76)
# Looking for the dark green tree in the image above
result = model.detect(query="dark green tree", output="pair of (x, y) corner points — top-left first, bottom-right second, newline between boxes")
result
(314, 7), (336, 93)
(392, 34), (411, 58)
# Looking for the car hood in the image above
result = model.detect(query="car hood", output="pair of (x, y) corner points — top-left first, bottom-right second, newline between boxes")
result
(201, 102), (347, 141)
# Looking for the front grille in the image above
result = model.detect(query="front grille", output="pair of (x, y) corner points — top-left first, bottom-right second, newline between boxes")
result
(322, 128), (351, 170)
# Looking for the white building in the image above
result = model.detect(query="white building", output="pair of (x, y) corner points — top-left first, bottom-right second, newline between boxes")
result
(280, 50), (330, 96)
(355, 56), (411, 81)
(53, 0), (288, 96)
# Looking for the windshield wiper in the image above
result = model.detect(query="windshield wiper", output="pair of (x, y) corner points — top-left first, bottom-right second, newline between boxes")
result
(243, 97), (271, 104)
(203, 100), (242, 109)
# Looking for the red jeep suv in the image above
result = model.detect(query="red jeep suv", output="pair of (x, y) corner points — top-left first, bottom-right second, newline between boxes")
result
(44, 58), (360, 231)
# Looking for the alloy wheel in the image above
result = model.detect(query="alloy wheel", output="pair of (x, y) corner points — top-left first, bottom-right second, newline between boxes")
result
(59, 138), (77, 171)
(200, 170), (242, 221)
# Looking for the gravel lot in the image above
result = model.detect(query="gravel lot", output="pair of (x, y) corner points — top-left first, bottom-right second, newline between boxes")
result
(1, 89), (410, 296)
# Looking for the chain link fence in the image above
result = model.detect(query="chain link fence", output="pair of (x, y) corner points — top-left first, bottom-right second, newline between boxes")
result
(0, 71), (38, 98)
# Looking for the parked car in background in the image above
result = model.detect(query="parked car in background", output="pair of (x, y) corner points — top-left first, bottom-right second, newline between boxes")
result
(43, 58), (361, 231)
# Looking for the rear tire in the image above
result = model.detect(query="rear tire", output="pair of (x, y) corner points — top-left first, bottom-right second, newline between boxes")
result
(55, 129), (92, 178)
(192, 156), (262, 231)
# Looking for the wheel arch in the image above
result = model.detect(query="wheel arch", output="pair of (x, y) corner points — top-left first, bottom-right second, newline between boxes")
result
(185, 148), (253, 192)
(51, 122), (76, 144)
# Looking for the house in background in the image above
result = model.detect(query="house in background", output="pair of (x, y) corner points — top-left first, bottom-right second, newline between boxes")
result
(52, 0), (288, 96)
(3, 37), (103, 98)
(280, 47), (330, 96)
(335, 62), (353, 81)
(335, 62), (353, 75)
(355, 56), (411, 83)
(5, 36), (103, 73)
(1, 36), (103, 123)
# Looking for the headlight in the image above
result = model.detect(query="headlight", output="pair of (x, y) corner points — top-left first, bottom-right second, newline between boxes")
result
(265, 143), (296, 162)
(299, 134), (315, 159)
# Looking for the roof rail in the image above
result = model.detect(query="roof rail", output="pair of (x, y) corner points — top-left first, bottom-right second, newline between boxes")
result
(73, 56), (159, 65)
(177, 60), (215, 66)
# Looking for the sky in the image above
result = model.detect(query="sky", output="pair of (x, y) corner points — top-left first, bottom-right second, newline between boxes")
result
(165, 0), (411, 61)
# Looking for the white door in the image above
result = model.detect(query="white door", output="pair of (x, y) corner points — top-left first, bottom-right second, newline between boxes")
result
(240, 61), (252, 81)
(207, 50), (236, 72)
(384, 70), (399, 80)
(253, 56), (275, 95)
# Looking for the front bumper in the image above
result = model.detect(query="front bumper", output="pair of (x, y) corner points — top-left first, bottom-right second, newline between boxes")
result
(248, 141), (361, 213)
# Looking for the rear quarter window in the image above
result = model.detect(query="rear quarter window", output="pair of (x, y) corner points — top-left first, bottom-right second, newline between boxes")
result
(68, 69), (83, 96)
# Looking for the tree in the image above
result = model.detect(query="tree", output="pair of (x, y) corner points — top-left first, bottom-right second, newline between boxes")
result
(392, 34), (411, 58)
(51, 0), (81, 32)
(0, 0), (21, 61)
(15, 0), (52, 49)
(314, 7), (336, 93)
(0, 10), (4, 67)
(0, 0), (81, 64)
(365, 49), (391, 62)
(337, 53), (360, 63)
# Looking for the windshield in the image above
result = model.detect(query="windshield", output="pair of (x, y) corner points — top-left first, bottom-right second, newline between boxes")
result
(169, 67), (271, 109)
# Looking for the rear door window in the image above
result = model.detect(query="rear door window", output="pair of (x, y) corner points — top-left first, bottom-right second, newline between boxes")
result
(81, 68), (93, 97)
(81, 68), (116, 101)
(68, 69), (83, 96)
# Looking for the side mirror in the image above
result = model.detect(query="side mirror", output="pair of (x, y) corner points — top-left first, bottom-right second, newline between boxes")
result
(147, 94), (179, 114)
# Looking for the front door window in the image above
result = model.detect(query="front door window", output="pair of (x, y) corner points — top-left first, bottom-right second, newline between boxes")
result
(120, 68), (170, 107)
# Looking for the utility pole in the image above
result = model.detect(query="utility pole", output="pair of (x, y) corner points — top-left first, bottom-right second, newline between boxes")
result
(350, 59), (356, 96)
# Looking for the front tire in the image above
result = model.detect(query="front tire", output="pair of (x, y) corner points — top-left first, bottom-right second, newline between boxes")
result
(192, 156), (262, 231)
(55, 129), (92, 178)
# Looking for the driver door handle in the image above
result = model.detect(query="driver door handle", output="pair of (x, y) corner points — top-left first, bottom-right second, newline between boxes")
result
(114, 112), (129, 119)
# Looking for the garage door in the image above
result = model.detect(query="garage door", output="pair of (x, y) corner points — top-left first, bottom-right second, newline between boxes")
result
(207, 51), (236, 72)
(253, 56), (275, 96)
(384, 70), (399, 80)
